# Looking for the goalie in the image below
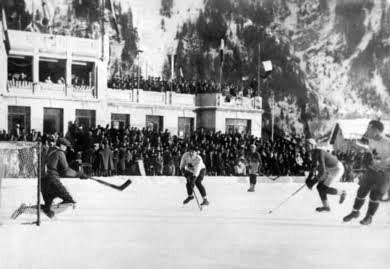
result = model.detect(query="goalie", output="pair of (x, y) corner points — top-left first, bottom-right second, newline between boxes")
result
(305, 138), (346, 212)
(11, 138), (88, 220)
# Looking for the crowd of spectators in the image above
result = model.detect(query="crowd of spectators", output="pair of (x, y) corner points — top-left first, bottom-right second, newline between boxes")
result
(108, 76), (259, 97)
(1, 122), (370, 181)
(1, 122), (312, 177)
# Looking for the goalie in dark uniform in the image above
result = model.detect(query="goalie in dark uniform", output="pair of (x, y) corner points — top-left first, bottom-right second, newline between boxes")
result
(343, 120), (390, 225)
(11, 138), (88, 219)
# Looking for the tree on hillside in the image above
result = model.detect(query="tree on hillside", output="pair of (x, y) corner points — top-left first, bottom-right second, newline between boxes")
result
(119, 8), (139, 72)
(160, 0), (174, 18)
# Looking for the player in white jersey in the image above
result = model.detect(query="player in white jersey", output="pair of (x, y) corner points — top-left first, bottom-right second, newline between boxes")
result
(180, 145), (209, 206)
(343, 120), (390, 225)
(305, 138), (347, 212)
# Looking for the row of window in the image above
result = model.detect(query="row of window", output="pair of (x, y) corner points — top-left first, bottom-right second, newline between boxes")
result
(8, 56), (94, 86)
(7, 106), (252, 136)
(7, 106), (195, 136)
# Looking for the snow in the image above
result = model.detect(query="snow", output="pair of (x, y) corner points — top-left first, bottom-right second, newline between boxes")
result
(0, 176), (389, 269)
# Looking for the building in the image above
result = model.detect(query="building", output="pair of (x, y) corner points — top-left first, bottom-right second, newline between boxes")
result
(0, 29), (262, 137)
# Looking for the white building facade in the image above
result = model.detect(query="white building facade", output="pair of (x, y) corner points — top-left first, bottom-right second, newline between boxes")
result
(0, 30), (262, 137)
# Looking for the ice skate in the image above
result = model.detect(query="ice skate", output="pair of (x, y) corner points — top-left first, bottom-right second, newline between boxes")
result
(315, 206), (330, 212)
(360, 215), (373, 225)
(247, 184), (255, 192)
(343, 210), (360, 222)
(200, 198), (209, 206)
(183, 196), (194, 204)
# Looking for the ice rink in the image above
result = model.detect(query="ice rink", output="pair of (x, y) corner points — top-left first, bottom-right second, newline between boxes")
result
(0, 176), (389, 269)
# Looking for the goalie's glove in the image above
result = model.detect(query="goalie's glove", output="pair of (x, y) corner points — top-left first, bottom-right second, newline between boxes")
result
(305, 171), (319, 190)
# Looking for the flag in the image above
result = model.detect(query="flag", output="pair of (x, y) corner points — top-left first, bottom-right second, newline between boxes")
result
(243, 18), (253, 28)
(260, 60), (273, 78)
(106, 0), (120, 41)
(330, 123), (346, 151)
(220, 38), (224, 64)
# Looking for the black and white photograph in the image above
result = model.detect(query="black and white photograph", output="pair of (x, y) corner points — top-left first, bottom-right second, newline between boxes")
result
(0, 0), (389, 268)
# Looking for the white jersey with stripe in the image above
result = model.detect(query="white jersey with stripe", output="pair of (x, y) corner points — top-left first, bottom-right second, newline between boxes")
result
(368, 136), (390, 171)
(180, 152), (206, 177)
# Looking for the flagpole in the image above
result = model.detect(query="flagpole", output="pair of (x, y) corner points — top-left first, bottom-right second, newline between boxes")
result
(101, 0), (105, 61)
(257, 42), (260, 96)
(219, 39), (224, 92)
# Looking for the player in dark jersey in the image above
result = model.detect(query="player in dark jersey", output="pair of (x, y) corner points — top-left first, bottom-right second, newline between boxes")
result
(343, 120), (390, 225)
(11, 138), (87, 219)
(306, 139), (346, 212)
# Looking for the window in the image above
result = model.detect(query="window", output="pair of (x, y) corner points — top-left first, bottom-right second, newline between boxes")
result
(75, 109), (96, 129)
(111, 113), (130, 129)
(39, 58), (66, 84)
(8, 55), (33, 83)
(226, 119), (251, 134)
(72, 61), (95, 87)
(8, 106), (31, 133)
(43, 108), (64, 135)
(146, 115), (163, 132)
(178, 117), (194, 138)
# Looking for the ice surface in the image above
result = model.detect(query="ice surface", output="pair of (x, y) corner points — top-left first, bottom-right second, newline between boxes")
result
(0, 177), (389, 269)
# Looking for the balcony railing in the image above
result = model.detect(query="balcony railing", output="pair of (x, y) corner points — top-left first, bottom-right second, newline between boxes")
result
(7, 80), (33, 90)
(6, 80), (95, 99)
(106, 88), (261, 110)
(8, 30), (101, 58)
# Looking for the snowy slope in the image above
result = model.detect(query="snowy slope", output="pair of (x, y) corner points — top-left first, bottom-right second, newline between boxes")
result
(0, 177), (389, 269)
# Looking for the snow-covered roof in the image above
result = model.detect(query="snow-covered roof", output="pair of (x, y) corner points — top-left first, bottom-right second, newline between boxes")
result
(336, 119), (390, 139)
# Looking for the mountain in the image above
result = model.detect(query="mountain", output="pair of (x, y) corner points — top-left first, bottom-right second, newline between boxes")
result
(4, 0), (390, 137)
(166, 0), (390, 136)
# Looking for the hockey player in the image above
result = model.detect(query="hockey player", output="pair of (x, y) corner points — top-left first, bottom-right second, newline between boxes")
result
(246, 144), (261, 192)
(343, 120), (390, 225)
(11, 138), (87, 219)
(305, 138), (346, 212)
(180, 145), (209, 206)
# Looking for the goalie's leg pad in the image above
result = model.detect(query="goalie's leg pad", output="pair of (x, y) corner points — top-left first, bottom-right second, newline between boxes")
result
(50, 178), (76, 204)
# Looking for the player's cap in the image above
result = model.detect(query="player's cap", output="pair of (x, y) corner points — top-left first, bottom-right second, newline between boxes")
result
(250, 144), (256, 149)
(189, 145), (198, 151)
(57, 137), (72, 147)
(306, 138), (317, 146)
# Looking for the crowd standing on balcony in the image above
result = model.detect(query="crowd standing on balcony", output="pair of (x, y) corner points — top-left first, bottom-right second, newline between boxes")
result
(108, 76), (259, 97)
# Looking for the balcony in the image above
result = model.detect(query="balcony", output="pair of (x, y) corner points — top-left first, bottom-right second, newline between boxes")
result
(197, 93), (262, 110)
(8, 30), (101, 58)
(106, 88), (197, 107)
(6, 80), (95, 99)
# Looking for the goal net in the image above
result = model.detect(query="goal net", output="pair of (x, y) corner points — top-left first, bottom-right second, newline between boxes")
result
(0, 141), (42, 225)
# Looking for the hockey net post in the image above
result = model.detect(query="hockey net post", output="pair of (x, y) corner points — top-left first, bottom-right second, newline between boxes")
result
(0, 141), (42, 226)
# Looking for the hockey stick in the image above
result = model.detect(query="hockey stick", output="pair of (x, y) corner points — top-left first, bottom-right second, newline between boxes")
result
(89, 177), (132, 191)
(192, 189), (202, 211)
(259, 172), (280, 181)
(268, 183), (306, 214)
